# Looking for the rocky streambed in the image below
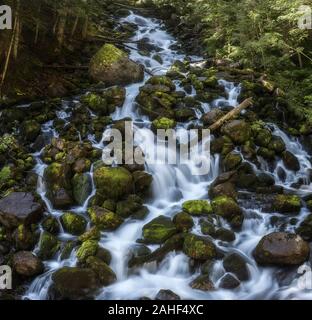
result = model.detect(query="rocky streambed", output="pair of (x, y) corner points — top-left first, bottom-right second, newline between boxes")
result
(0, 11), (312, 300)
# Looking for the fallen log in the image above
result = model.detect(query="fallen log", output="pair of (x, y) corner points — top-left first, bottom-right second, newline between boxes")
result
(208, 97), (253, 132)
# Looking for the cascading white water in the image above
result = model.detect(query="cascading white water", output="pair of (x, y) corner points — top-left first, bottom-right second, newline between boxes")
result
(25, 12), (312, 300)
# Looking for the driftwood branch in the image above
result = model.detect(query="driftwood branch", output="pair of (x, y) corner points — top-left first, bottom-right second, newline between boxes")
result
(208, 97), (253, 132)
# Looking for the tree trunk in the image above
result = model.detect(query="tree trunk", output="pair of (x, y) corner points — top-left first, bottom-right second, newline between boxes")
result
(56, 10), (68, 47)
(208, 98), (254, 132)
(71, 15), (79, 37)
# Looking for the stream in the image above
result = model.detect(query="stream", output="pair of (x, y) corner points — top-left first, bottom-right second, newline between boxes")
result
(24, 12), (312, 300)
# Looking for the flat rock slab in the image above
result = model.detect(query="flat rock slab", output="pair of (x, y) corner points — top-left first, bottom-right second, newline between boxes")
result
(0, 192), (44, 228)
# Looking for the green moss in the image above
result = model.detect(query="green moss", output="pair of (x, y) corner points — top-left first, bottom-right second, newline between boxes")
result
(223, 152), (242, 171)
(85, 256), (116, 286)
(38, 231), (60, 260)
(142, 216), (177, 244)
(81, 93), (107, 114)
(60, 212), (87, 236)
(182, 200), (212, 216)
(88, 206), (123, 231)
(91, 44), (126, 68)
(183, 234), (217, 260)
(173, 212), (194, 232)
(78, 227), (101, 243)
(93, 166), (133, 200)
(152, 117), (176, 130)
(0, 134), (18, 153)
(0, 166), (12, 184)
(273, 194), (301, 214)
(76, 240), (98, 263)
(147, 76), (176, 91)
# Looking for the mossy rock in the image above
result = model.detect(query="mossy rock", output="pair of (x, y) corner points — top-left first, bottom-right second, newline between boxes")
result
(254, 128), (272, 147)
(223, 152), (242, 171)
(183, 234), (217, 260)
(72, 173), (92, 206)
(221, 120), (251, 145)
(93, 166), (133, 201)
(269, 136), (286, 154)
(89, 44), (144, 86)
(21, 120), (41, 142)
(146, 76), (176, 91)
(215, 228), (236, 242)
(81, 93), (108, 115)
(60, 241), (76, 260)
(142, 215), (177, 244)
(182, 200), (212, 216)
(152, 117), (176, 131)
(223, 253), (250, 281)
(42, 215), (60, 235)
(282, 151), (300, 171)
(78, 227), (101, 243)
(173, 212), (194, 232)
(257, 147), (275, 160)
(60, 212), (87, 236)
(52, 267), (100, 299)
(116, 195), (143, 219)
(211, 196), (244, 229)
(200, 220), (216, 237)
(297, 214), (312, 241)
(88, 206), (123, 231)
(132, 171), (153, 195)
(76, 240), (98, 263)
(13, 224), (36, 251)
(86, 256), (117, 286)
(38, 231), (60, 260)
(272, 194), (301, 214)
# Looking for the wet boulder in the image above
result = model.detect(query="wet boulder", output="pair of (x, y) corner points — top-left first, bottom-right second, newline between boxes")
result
(13, 225), (37, 251)
(0, 192), (44, 228)
(182, 200), (212, 216)
(211, 196), (244, 229)
(155, 289), (181, 300)
(223, 152), (242, 171)
(219, 274), (240, 289)
(132, 171), (153, 195)
(223, 253), (250, 281)
(88, 206), (123, 231)
(190, 275), (215, 291)
(12, 251), (44, 277)
(81, 93), (108, 115)
(72, 173), (92, 206)
(297, 214), (312, 241)
(85, 256), (117, 286)
(38, 231), (60, 260)
(253, 232), (310, 265)
(20, 120), (41, 143)
(272, 194), (301, 214)
(202, 109), (224, 126)
(89, 44), (144, 86)
(78, 227), (101, 243)
(102, 86), (126, 113)
(282, 151), (300, 171)
(60, 212), (87, 236)
(270, 136), (286, 154)
(254, 128), (272, 147)
(183, 234), (217, 260)
(221, 120), (251, 145)
(173, 212), (194, 232)
(142, 216), (177, 244)
(76, 240), (99, 263)
(116, 195), (143, 219)
(42, 215), (60, 235)
(44, 162), (74, 209)
(52, 267), (100, 299)
(93, 166), (133, 201)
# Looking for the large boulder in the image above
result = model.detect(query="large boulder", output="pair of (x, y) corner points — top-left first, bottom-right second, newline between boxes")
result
(93, 166), (133, 201)
(12, 251), (44, 277)
(38, 231), (60, 260)
(253, 232), (310, 265)
(221, 120), (251, 144)
(223, 253), (250, 281)
(52, 267), (100, 299)
(142, 216), (177, 244)
(183, 234), (217, 260)
(0, 192), (44, 228)
(282, 151), (300, 171)
(89, 44), (144, 86)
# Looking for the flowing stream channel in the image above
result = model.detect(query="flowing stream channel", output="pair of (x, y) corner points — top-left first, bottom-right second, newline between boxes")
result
(24, 12), (312, 300)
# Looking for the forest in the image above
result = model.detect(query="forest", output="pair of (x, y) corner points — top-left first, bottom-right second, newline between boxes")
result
(0, 0), (312, 302)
